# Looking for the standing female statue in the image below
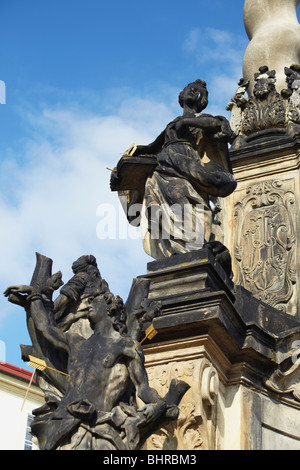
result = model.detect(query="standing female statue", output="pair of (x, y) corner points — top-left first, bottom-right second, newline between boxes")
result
(111, 80), (236, 262)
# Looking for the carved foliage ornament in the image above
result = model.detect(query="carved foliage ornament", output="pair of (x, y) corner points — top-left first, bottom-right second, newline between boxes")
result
(242, 67), (287, 136)
(143, 359), (219, 451)
(233, 180), (296, 314)
(227, 65), (300, 146)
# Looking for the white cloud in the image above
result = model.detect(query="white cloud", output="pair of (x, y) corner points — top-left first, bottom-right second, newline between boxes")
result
(183, 27), (246, 68)
(182, 27), (247, 113)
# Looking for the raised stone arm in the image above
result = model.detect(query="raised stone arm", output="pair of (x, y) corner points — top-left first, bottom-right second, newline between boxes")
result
(3, 283), (67, 352)
(174, 114), (222, 134)
(4, 253), (69, 396)
(4, 271), (63, 308)
(125, 346), (190, 449)
(131, 129), (166, 156)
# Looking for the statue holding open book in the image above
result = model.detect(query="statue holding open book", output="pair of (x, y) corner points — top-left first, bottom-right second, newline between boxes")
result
(111, 80), (236, 274)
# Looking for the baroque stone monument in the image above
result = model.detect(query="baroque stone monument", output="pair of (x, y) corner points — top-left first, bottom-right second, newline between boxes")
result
(108, 1), (300, 450)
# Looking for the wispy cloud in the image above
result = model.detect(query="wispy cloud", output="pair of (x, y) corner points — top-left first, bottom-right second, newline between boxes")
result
(183, 27), (246, 69)
(182, 27), (247, 114)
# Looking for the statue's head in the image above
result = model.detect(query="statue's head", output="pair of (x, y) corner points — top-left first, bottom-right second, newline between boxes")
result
(72, 255), (97, 274)
(178, 79), (208, 112)
(89, 292), (127, 335)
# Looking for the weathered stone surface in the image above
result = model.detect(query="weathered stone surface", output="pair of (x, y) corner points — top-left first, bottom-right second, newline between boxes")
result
(227, 65), (300, 150)
(4, 253), (189, 451)
(136, 249), (300, 450)
(243, 0), (300, 96)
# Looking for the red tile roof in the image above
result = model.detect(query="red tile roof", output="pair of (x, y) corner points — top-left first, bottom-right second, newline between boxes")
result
(0, 362), (33, 382)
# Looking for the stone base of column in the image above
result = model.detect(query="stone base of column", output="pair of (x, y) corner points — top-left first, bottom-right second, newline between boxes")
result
(136, 248), (300, 450)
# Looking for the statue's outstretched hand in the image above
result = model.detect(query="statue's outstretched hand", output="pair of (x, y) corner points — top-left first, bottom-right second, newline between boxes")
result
(4, 285), (34, 296)
(3, 285), (34, 307)
(44, 271), (63, 295)
(140, 299), (162, 323)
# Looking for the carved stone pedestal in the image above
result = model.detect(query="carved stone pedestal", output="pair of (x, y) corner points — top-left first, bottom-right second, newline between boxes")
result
(137, 249), (300, 450)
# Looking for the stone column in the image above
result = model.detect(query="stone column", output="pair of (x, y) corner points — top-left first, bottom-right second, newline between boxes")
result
(243, 0), (300, 96)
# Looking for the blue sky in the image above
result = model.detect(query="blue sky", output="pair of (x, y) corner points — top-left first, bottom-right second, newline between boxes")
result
(0, 0), (249, 369)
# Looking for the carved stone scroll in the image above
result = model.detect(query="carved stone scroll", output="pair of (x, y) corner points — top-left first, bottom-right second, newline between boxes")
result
(264, 337), (300, 403)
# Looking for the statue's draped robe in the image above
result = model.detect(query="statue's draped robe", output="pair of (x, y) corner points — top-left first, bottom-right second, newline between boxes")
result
(136, 114), (235, 259)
